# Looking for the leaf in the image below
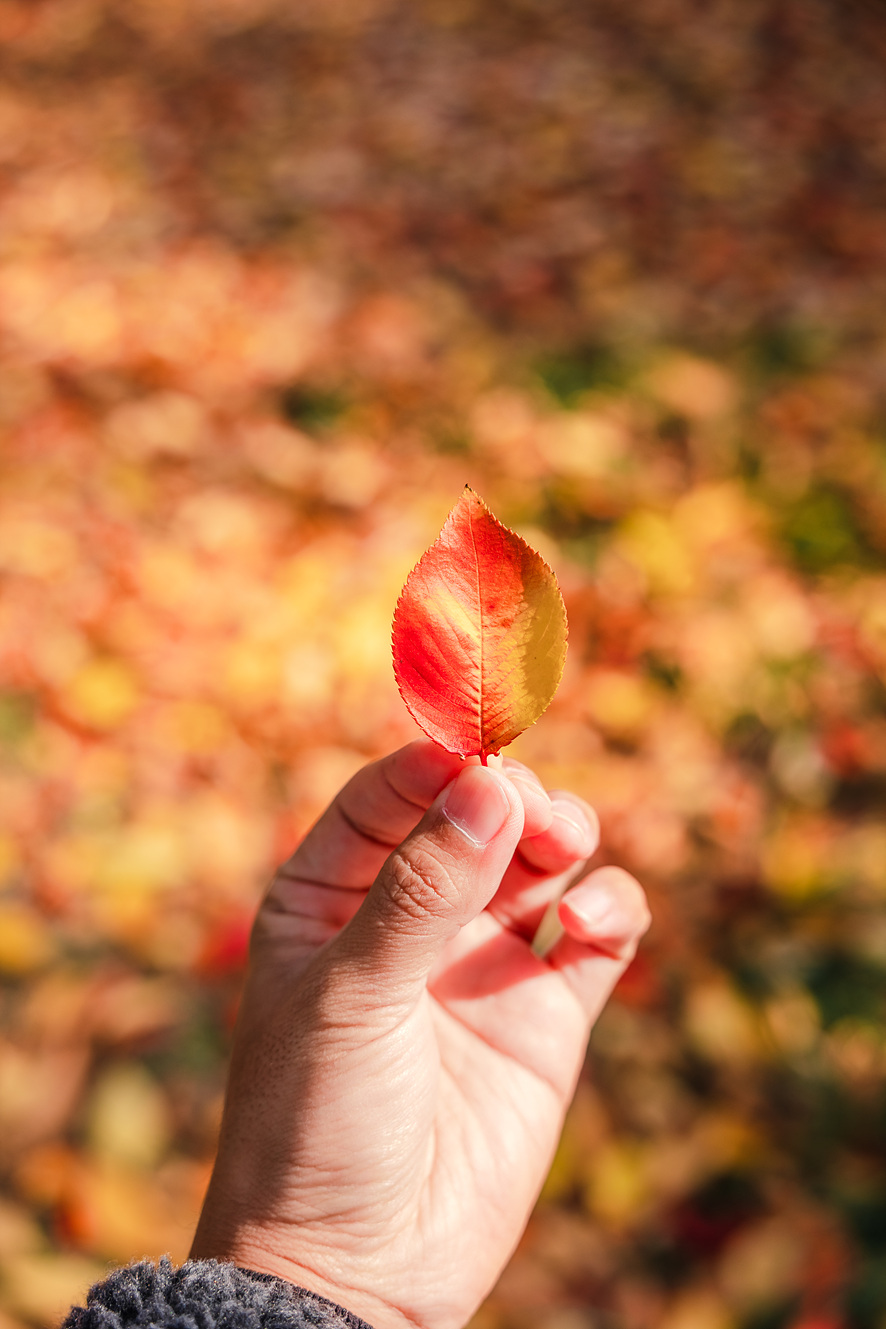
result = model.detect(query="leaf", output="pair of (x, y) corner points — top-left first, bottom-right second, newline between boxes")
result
(392, 486), (567, 760)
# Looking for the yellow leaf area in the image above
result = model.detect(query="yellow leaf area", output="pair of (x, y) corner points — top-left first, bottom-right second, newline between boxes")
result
(393, 488), (567, 757)
(2, 7), (886, 1329)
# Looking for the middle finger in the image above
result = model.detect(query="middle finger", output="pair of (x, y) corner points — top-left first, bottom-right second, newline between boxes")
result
(489, 792), (600, 939)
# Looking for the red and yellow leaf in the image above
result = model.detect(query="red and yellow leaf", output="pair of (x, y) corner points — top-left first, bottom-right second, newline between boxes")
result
(392, 487), (567, 760)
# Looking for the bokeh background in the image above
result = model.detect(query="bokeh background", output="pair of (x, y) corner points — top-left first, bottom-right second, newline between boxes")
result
(2, 1), (886, 1326)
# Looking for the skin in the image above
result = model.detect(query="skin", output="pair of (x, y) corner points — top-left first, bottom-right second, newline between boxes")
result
(191, 739), (650, 1329)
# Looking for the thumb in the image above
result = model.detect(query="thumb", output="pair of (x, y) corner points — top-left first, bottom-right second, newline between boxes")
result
(335, 763), (524, 996)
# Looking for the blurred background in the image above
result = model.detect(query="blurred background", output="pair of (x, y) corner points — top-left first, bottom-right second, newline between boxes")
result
(1, 1), (886, 1326)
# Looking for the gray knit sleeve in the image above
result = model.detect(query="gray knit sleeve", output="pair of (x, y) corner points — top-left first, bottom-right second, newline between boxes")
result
(60, 1257), (376, 1329)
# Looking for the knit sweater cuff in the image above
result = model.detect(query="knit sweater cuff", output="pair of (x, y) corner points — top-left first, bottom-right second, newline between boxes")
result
(60, 1256), (376, 1329)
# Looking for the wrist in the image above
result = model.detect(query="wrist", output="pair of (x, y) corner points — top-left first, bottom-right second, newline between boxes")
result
(189, 1229), (418, 1329)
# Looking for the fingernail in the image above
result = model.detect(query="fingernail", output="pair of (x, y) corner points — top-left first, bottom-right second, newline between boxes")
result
(508, 768), (549, 795)
(503, 761), (544, 787)
(564, 883), (613, 928)
(552, 805), (595, 856)
(508, 771), (553, 809)
(443, 767), (511, 846)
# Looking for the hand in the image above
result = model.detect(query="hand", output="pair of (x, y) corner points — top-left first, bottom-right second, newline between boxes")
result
(191, 740), (649, 1329)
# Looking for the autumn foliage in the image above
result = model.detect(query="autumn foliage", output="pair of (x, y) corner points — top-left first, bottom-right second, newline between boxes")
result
(2, 3), (886, 1329)
(392, 487), (567, 761)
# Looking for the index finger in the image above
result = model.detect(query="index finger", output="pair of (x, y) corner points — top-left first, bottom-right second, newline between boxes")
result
(278, 740), (465, 891)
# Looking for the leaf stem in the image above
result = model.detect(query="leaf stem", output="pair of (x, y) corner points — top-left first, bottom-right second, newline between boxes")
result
(480, 751), (489, 767)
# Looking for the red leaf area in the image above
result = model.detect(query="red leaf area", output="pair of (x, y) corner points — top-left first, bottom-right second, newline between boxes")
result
(392, 488), (567, 760)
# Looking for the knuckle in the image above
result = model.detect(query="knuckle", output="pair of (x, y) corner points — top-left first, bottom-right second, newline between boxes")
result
(622, 876), (652, 938)
(613, 934), (638, 965)
(604, 866), (649, 917)
(382, 842), (458, 926)
(587, 865), (651, 949)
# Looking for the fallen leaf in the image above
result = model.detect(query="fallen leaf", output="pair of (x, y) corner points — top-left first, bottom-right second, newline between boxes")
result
(392, 487), (567, 760)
